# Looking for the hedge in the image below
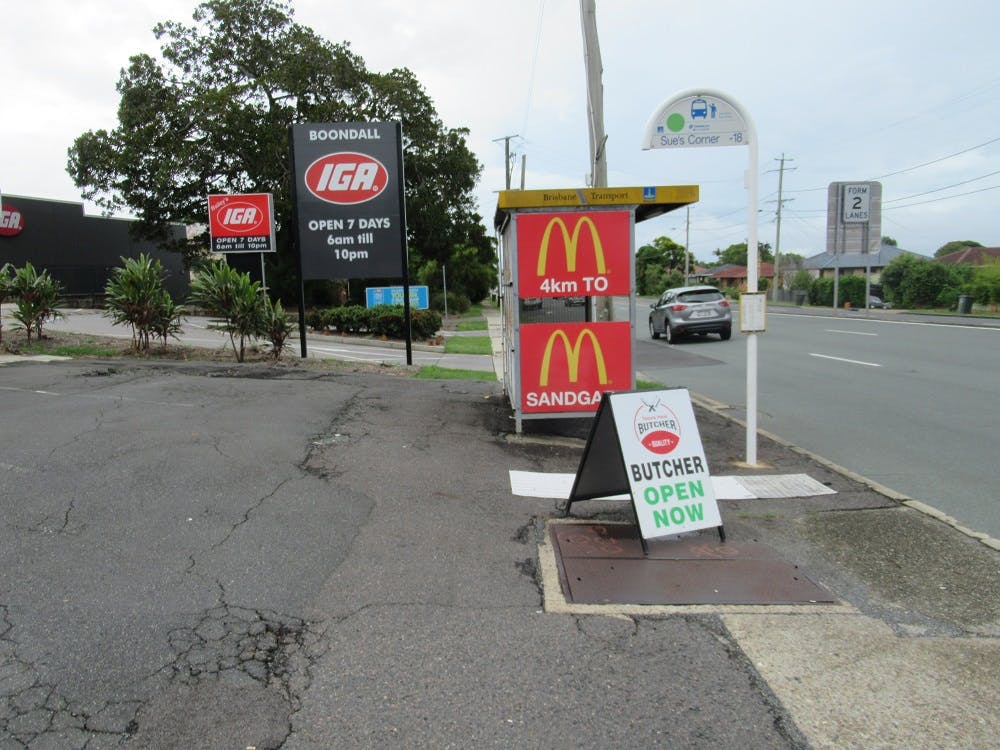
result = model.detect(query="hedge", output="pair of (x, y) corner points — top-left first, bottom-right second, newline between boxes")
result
(307, 304), (441, 340)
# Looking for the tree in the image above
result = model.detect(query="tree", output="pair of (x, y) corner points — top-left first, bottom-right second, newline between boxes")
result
(635, 236), (692, 295)
(881, 236), (898, 247)
(881, 254), (971, 309)
(67, 0), (494, 303)
(714, 241), (773, 266)
(935, 240), (983, 258)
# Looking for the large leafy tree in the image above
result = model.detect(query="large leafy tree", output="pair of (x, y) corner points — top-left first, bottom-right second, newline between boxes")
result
(67, 0), (493, 302)
(635, 236), (693, 295)
(713, 241), (773, 266)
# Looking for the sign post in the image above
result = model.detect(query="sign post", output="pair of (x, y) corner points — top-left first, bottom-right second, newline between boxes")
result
(642, 88), (762, 465)
(827, 181), (882, 311)
(289, 122), (410, 361)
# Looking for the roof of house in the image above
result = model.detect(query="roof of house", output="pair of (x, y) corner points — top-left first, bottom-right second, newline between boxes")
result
(935, 246), (1000, 265)
(708, 263), (774, 279)
(803, 243), (918, 270)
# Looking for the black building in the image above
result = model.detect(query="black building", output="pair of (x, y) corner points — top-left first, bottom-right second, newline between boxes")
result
(0, 195), (189, 301)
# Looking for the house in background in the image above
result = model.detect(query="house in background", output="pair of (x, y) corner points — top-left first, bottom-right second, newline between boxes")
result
(694, 263), (775, 291)
(935, 246), (1000, 266)
(802, 242), (920, 282)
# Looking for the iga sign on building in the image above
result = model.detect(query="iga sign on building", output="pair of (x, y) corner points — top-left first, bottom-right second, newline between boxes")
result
(290, 122), (406, 279)
(516, 210), (631, 297)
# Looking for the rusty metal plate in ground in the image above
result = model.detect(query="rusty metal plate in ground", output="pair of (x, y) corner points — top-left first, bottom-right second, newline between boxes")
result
(551, 523), (835, 605)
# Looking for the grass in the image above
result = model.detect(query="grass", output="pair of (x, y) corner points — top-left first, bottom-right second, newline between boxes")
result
(636, 379), (667, 390)
(455, 319), (487, 331)
(416, 365), (496, 381)
(33, 344), (125, 357)
(444, 335), (492, 355)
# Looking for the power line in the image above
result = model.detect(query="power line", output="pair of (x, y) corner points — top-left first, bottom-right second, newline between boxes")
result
(882, 183), (1000, 210)
(867, 136), (1000, 180)
(882, 169), (1000, 203)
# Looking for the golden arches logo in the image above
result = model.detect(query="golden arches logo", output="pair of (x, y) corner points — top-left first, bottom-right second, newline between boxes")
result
(535, 216), (607, 276)
(538, 328), (608, 387)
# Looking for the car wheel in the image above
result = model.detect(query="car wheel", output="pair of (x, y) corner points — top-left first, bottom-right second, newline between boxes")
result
(649, 318), (660, 339)
(719, 328), (732, 341)
(665, 325), (675, 344)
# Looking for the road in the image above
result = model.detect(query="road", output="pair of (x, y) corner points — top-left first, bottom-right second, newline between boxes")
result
(630, 300), (1000, 540)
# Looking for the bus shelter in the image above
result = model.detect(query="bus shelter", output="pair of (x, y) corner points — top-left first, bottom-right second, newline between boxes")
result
(494, 186), (698, 432)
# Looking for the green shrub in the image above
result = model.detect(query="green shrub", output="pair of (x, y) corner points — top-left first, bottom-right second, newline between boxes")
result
(790, 269), (813, 292)
(412, 309), (442, 339)
(369, 305), (407, 339)
(8, 262), (64, 341)
(262, 297), (294, 360)
(104, 254), (182, 351)
(188, 260), (266, 362)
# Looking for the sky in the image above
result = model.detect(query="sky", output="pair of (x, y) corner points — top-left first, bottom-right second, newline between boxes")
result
(3, 0), (999, 262)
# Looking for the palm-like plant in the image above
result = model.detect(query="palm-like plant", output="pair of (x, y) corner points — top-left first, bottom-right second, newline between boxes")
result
(188, 260), (266, 362)
(104, 254), (182, 351)
(9, 262), (63, 341)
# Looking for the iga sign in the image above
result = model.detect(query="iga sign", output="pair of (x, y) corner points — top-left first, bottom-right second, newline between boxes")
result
(610, 389), (721, 540)
(290, 122), (405, 279)
(0, 204), (24, 236)
(516, 210), (630, 297)
(208, 193), (276, 253)
(519, 322), (631, 413)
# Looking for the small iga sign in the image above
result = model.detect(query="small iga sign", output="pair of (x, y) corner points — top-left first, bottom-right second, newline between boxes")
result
(208, 193), (276, 254)
(0, 204), (24, 236)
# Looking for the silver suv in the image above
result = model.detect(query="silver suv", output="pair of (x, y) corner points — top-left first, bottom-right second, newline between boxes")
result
(649, 285), (732, 343)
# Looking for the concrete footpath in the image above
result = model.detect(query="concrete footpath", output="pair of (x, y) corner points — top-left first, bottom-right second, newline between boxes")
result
(479, 303), (1000, 749)
(0, 306), (997, 749)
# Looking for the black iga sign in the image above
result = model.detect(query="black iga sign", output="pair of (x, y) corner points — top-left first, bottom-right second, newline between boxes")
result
(291, 122), (406, 279)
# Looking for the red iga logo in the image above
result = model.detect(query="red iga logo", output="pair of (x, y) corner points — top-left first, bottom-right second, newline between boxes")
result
(634, 396), (682, 454)
(304, 152), (388, 205)
(214, 202), (264, 234)
(0, 205), (24, 237)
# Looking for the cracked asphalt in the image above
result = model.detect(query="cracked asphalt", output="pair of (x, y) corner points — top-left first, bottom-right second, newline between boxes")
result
(1, 357), (996, 748)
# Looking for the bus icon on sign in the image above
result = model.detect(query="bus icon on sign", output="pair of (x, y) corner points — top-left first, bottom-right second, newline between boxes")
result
(691, 98), (708, 119)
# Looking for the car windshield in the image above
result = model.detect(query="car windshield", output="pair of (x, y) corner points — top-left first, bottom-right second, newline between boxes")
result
(677, 290), (723, 303)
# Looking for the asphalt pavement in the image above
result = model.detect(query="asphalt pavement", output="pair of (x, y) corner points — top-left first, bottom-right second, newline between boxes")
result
(0, 304), (997, 749)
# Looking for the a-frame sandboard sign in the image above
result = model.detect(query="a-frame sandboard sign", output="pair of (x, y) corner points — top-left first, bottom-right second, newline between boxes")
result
(566, 388), (724, 553)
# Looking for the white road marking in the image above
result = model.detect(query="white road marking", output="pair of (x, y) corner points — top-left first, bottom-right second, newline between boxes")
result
(825, 329), (878, 336)
(809, 353), (881, 367)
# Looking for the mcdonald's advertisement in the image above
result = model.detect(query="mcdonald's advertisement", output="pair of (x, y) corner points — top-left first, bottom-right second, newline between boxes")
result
(520, 322), (631, 413)
(516, 210), (630, 297)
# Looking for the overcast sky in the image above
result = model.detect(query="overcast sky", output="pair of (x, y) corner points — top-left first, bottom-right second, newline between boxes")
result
(3, 0), (998, 261)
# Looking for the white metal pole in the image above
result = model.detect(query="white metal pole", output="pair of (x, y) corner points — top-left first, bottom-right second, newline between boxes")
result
(442, 264), (448, 319)
(746, 123), (760, 466)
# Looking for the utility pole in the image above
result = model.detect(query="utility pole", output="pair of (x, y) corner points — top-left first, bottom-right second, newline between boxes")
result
(684, 207), (691, 285)
(580, 0), (607, 188)
(493, 135), (519, 190)
(580, 0), (613, 321)
(766, 154), (795, 301)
